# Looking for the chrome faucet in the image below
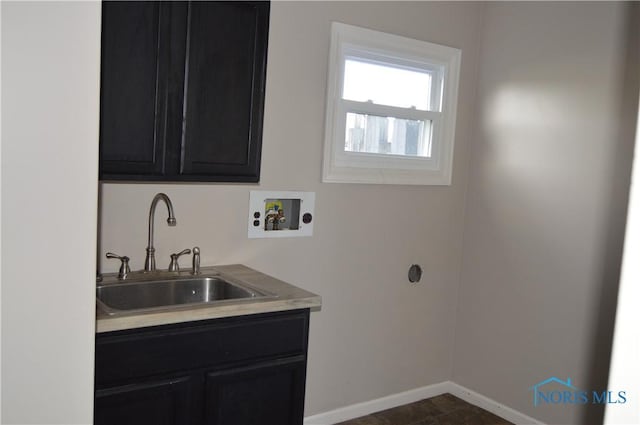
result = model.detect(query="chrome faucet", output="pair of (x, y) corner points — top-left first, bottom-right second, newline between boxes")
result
(144, 193), (176, 272)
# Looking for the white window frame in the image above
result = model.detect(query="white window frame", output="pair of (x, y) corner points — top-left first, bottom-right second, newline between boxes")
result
(322, 22), (461, 185)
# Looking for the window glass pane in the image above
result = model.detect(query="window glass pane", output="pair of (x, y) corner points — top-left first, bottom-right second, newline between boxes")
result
(343, 59), (433, 110)
(345, 112), (432, 158)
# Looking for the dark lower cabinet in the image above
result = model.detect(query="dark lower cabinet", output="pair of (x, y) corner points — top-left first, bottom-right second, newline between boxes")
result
(95, 310), (310, 425)
(95, 376), (194, 425)
(204, 357), (306, 425)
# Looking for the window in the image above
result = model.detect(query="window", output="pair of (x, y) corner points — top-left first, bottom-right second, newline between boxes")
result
(322, 23), (461, 185)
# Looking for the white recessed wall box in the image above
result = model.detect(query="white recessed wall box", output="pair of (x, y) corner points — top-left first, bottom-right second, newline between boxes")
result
(248, 191), (316, 238)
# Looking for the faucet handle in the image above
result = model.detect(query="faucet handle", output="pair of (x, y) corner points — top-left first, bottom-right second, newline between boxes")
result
(192, 247), (201, 275)
(168, 248), (191, 272)
(106, 252), (131, 280)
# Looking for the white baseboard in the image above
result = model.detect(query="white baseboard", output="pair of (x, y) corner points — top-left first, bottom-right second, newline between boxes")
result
(446, 382), (545, 425)
(303, 381), (450, 425)
(303, 381), (545, 425)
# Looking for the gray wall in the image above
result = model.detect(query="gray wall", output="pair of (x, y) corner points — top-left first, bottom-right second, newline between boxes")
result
(98, 1), (485, 415)
(1, 2), (101, 423)
(453, 2), (637, 424)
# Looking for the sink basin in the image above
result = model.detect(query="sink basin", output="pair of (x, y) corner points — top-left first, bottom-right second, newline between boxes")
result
(97, 275), (274, 316)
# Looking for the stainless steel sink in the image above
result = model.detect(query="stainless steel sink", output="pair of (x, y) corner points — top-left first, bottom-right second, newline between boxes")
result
(97, 274), (275, 316)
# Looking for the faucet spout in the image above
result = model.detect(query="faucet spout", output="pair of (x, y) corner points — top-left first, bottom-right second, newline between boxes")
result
(144, 193), (176, 272)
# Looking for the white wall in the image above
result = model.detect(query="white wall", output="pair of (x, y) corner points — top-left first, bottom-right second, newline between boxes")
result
(605, 7), (640, 422)
(1, 2), (101, 424)
(98, 1), (485, 415)
(605, 93), (640, 425)
(454, 3), (636, 424)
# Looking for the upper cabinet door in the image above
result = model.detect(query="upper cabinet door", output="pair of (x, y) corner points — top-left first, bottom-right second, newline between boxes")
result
(99, 1), (168, 177)
(179, 2), (269, 182)
(99, 1), (269, 183)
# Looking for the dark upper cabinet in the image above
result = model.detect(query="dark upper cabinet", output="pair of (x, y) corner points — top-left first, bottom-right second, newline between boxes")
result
(99, 1), (166, 176)
(99, 1), (269, 182)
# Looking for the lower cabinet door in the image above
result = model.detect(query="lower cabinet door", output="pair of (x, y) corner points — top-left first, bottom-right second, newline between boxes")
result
(95, 375), (195, 425)
(204, 357), (307, 425)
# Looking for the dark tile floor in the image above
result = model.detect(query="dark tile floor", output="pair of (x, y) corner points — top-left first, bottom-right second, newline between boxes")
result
(335, 393), (514, 425)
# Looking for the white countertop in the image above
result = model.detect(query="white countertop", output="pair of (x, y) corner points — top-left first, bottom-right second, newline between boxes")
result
(96, 264), (322, 333)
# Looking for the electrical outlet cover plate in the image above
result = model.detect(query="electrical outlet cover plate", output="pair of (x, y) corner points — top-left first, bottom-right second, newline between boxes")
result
(248, 191), (316, 238)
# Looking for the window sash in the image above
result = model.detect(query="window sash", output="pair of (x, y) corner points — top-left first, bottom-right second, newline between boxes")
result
(341, 45), (445, 113)
(339, 99), (441, 122)
(333, 100), (443, 170)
